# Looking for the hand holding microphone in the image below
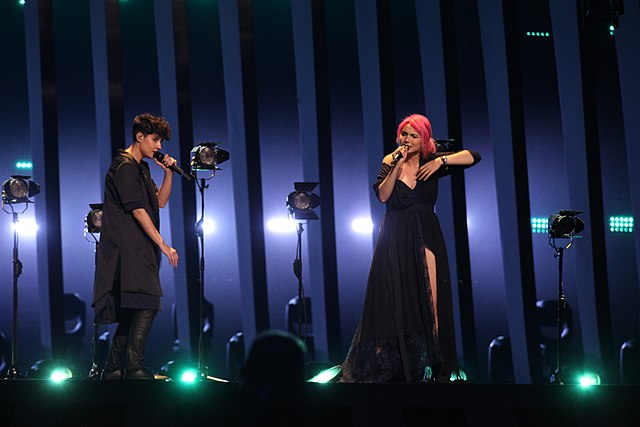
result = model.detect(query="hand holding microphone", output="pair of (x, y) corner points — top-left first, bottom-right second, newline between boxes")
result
(153, 151), (193, 181)
(391, 145), (409, 166)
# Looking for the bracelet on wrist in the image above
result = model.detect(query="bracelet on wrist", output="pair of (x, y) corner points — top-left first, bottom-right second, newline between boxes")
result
(441, 155), (448, 165)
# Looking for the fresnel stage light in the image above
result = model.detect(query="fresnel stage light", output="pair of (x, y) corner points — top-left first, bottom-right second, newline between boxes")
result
(548, 210), (584, 239)
(286, 182), (320, 222)
(85, 203), (104, 234)
(2, 175), (40, 204)
(190, 142), (230, 171)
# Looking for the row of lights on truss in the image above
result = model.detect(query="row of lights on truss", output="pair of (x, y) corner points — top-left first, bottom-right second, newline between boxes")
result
(532, 215), (633, 234)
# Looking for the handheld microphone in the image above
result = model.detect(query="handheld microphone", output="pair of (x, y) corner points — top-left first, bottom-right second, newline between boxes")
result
(392, 151), (403, 164)
(392, 146), (408, 164)
(153, 151), (192, 181)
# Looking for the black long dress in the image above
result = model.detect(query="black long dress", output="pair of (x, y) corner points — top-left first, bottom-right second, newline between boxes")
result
(341, 150), (481, 383)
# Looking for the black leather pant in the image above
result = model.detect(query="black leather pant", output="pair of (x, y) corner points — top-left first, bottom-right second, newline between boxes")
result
(105, 309), (157, 370)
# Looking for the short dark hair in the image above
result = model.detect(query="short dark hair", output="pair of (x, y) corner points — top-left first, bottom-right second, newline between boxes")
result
(132, 113), (172, 142)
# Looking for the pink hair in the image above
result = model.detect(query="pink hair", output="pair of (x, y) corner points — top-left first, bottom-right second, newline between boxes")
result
(396, 114), (436, 158)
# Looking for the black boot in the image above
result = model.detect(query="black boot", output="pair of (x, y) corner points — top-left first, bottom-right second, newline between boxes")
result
(101, 316), (132, 380)
(125, 309), (157, 380)
(125, 367), (156, 380)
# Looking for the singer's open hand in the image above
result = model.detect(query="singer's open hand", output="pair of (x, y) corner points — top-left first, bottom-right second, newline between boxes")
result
(154, 153), (177, 173)
(161, 243), (179, 268)
(416, 157), (443, 181)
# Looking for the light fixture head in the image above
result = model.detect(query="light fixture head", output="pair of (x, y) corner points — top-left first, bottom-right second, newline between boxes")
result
(190, 142), (230, 171)
(287, 182), (320, 221)
(548, 210), (584, 238)
(27, 359), (74, 381)
(86, 203), (104, 233)
(2, 175), (40, 204)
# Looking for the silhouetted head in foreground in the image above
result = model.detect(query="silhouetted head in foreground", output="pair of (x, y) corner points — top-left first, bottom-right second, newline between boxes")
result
(238, 331), (313, 425)
(241, 330), (307, 393)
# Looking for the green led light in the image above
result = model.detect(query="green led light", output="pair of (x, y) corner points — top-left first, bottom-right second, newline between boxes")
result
(531, 217), (548, 234)
(578, 371), (600, 387)
(451, 369), (467, 382)
(308, 365), (342, 383)
(181, 369), (198, 383)
(19, 0), (26, 5)
(50, 368), (73, 382)
(16, 161), (33, 169)
(526, 31), (551, 39)
(610, 216), (634, 233)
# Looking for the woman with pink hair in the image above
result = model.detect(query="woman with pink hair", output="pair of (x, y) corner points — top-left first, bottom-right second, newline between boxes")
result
(340, 114), (481, 383)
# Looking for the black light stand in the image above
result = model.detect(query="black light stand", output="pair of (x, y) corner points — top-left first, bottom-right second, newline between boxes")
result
(189, 142), (229, 381)
(84, 204), (103, 379)
(292, 221), (309, 339)
(4, 207), (27, 379)
(194, 175), (210, 380)
(86, 241), (101, 379)
(286, 182), (320, 350)
(548, 239), (571, 385)
(547, 210), (584, 385)
(2, 175), (40, 380)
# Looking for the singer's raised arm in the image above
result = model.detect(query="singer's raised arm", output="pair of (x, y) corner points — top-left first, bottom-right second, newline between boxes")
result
(153, 153), (176, 208)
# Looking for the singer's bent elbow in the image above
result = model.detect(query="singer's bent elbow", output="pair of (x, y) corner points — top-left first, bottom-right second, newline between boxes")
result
(132, 208), (146, 220)
(377, 193), (389, 204)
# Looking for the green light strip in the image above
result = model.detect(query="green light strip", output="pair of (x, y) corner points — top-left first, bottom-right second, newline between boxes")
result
(16, 161), (33, 169)
(526, 31), (551, 37)
(531, 217), (548, 234)
(609, 216), (634, 233)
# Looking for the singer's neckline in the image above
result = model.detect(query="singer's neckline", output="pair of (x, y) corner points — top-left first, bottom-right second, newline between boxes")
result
(123, 146), (143, 164)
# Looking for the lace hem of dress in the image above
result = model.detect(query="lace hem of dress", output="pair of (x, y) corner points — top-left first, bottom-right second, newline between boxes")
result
(339, 332), (432, 383)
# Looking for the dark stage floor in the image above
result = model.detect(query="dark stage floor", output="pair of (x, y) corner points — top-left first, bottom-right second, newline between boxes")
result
(0, 380), (638, 426)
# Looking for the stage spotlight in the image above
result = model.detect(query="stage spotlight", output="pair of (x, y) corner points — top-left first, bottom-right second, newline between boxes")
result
(11, 218), (38, 236)
(181, 369), (198, 383)
(202, 218), (217, 234)
(160, 360), (198, 382)
(548, 210), (584, 239)
(160, 360), (228, 383)
(287, 182), (320, 221)
(267, 217), (296, 233)
(451, 369), (468, 382)
(307, 365), (341, 383)
(50, 367), (73, 383)
(2, 175), (40, 204)
(578, 371), (601, 387)
(27, 359), (74, 381)
(85, 203), (103, 234)
(351, 217), (374, 234)
(190, 142), (230, 171)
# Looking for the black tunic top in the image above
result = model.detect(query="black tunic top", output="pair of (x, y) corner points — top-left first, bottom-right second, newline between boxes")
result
(341, 150), (481, 383)
(92, 150), (162, 324)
